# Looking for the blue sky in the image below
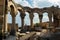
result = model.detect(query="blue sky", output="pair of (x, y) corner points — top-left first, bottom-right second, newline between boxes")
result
(8, 0), (60, 27)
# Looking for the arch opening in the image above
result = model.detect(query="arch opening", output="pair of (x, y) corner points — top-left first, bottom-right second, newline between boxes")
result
(33, 13), (39, 24)
(42, 12), (49, 22)
(24, 12), (30, 26)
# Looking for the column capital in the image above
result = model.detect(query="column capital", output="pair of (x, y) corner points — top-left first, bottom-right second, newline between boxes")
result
(20, 13), (25, 30)
(29, 14), (34, 29)
(10, 12), (17, 17)
(38, 12), (43, 15)
(11, 14), (16, 17)
(38, 14), (43, 27)
(20, 14), (26, 19)
(39, 14), (43, 18)
(29, 14), (34, 19)
(10, 10), (17, 17)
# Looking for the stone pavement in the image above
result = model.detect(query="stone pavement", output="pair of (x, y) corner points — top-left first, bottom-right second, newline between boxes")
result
(3, 36), (16, 40)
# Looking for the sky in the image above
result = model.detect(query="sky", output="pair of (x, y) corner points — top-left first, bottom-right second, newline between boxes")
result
(8, 0), (60, 27)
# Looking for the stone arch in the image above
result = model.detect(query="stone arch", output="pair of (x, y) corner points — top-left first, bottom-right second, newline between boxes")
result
(24, 7), (32, 13)
(23, 7), (34, 29)
(32, 8), (40, 13)
(17, 4), (25, 16)
(41, 8), (53, 27)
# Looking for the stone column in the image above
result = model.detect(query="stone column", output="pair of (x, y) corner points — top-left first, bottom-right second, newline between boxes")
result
(29, 13), (34, 29)
(10, 15), (16, 35)
(48, 13), (53, 32)
(51, 14), (60, 33)
(53, 16), (58, 27)
(39, 15), (43, 27)
(48, 13), (52, 27)
(20, 14), (25, 30)
(10, 5), (17, 35)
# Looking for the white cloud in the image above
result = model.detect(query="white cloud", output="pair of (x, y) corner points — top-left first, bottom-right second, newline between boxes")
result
(32, 0), (41, 8)
(48, 0), (60, 7)
(27, 0), (53, 8)
(13, 0), (32, 7)
(48, 0), (59, 3)
(13, 0), (60, 8)
(32, 0), (60, 8)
